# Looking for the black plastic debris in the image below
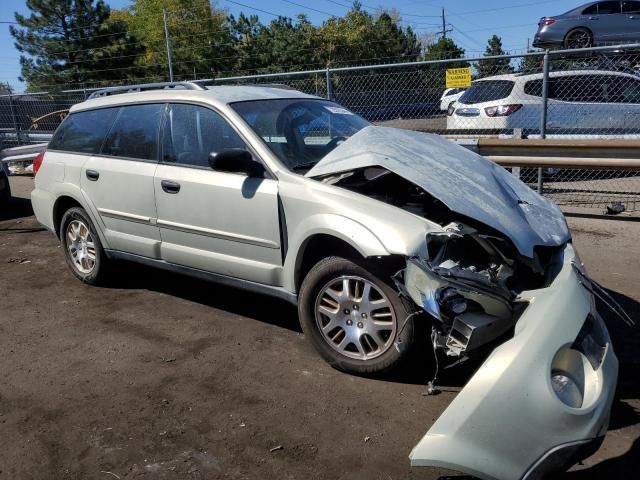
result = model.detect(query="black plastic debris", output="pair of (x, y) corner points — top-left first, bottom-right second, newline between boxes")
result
(606, 202), (626, 215)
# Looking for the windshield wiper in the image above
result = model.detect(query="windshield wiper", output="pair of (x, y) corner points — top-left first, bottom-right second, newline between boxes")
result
(291, 161), (318, 172)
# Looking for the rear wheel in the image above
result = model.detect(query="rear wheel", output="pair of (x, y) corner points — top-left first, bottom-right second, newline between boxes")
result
(564, 28), (592, 49)
(298, 256), (416, 375)
(60, 207), (108, 285)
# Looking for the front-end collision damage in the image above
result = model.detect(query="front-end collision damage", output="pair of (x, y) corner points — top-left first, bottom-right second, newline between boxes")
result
(306, 126), (619, 479)
(400, 221), (543, 359)
(407, 244), (618, 480)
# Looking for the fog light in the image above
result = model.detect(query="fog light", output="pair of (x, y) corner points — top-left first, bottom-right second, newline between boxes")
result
(439, 288), (468, 315)
(551, 370), (583, 408)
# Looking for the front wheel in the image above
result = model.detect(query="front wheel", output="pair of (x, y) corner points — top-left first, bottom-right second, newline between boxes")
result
(298, 256), (417, 375)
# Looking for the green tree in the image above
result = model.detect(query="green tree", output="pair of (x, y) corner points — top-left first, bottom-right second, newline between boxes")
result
(421, 37), (466, 62)
(0, 82), (13, 95)
(517, 50), (544, 74)
(10, 0), (143, 91)
(477, 35), (514, 78)
(316, 5), (421, 67)
(419, 38), (468, 98)
(114, 0), (235, 81)
(229, 14), (319, 73)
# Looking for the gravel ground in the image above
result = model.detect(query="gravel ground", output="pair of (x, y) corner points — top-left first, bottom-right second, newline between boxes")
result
(1, 176), (638, 480)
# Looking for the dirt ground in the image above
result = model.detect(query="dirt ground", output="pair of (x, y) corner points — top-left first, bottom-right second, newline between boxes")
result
(1, 176), (638, 480)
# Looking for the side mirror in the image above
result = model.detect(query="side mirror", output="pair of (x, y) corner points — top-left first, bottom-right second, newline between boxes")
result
(208, 149), (264, 177)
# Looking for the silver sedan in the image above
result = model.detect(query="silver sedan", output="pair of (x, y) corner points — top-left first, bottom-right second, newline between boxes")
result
(534, 0), (640, 49)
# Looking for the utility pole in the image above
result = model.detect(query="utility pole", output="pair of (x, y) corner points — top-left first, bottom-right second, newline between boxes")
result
(439, 9), (452, 39)
(163, 8), (174, 82)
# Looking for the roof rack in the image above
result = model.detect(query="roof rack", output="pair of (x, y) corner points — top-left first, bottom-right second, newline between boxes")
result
(87, 81), (205, 100)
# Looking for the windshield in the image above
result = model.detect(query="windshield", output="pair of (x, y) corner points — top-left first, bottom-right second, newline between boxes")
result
(231, 99), (369, 172)
(458, 80), (515, 105)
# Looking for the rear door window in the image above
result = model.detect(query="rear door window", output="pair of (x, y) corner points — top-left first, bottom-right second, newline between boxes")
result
(582, 4), (599, 14)
(48, 108), (118, 154)
(549, 76), (604, 102)
(595, 1), (622, 14)
(101, 103), (164, 161)
(458, 80), (515, 104)
(547, 75), (640, 103)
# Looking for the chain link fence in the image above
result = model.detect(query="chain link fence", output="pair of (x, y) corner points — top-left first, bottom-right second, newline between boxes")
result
(514, 166), (640, 214)
(2, 44), (640, 214)
(0, 90), (89, 148)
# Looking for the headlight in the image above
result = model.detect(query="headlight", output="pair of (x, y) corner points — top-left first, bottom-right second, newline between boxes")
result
(551, 370), (583, 408)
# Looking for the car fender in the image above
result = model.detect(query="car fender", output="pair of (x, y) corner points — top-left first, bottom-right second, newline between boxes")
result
(283, 213), (391, 292)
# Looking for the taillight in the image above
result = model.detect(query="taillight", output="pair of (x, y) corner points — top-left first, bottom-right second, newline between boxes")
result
(542, 18), (555, 26)
(33, 151), (45, 175)
(447, 103), (456, 116)
(485, 104), (522, 117)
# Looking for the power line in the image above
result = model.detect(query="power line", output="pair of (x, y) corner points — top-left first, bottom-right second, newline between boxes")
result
(280, 0), (338, 17)
(448, 0), (558, 17)
(321, 0), (441, 18)
(222, 0), (282, 17)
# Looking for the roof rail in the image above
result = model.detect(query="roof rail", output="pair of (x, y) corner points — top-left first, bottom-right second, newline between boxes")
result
(87, 81), (206, 100)
(212, 82), (295, 90)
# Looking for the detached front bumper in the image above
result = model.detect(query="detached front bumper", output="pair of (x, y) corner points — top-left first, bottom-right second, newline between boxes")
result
(409, 243), (618, 480)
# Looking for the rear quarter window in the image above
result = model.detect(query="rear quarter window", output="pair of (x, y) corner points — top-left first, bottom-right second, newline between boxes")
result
(48, 108), (118, 154)
(458, 80), (515, 104)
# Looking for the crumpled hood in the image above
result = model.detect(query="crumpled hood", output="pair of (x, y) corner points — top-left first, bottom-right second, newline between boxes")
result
(306, 126), (570, 258)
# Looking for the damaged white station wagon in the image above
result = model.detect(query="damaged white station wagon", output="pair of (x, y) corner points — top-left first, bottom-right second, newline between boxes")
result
(31, 82), (618, 480)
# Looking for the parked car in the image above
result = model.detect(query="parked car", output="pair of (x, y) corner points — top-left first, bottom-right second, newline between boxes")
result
(439, 87), (466, 111)
(534, 0), (640, 49)
(447, 69), (640, 131)
(31, 81), (617, 480)
(0, 160), (10, 206)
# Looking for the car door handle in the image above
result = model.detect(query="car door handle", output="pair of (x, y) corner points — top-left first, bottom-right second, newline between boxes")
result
(161, 180), (181, 194)
(588, 16), (599, 20)
(86, 170), (100, 181)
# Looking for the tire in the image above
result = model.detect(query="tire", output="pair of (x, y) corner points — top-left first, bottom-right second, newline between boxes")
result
(564, 28), (592, 49)
(298, 256), (416, 375)
(60, 207), (108, 285)
(0, 174), (10, 207)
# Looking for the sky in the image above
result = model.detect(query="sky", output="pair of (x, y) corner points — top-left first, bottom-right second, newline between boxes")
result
(0, 0), (582, 93)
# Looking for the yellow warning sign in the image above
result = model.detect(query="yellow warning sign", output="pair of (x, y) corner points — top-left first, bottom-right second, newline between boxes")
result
(446, 67), (472, 88)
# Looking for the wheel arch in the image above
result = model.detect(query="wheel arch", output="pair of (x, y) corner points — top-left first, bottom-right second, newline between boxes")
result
(52, 192), (105, 247)
(292, 233), (405, 293)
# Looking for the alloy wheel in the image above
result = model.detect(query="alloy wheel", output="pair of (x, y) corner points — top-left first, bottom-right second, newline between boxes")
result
(567, 31), (591, 49)
(66, 219), (96, 274)
(314, 275), (397, 361)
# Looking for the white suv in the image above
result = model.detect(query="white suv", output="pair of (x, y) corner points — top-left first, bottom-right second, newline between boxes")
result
(30, 81), (617, 480)
(447, 69), (640, 132)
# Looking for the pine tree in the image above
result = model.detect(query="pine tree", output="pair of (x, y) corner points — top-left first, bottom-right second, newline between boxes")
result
(477, 35), (514, 78)
(10, 0), (143, 91)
